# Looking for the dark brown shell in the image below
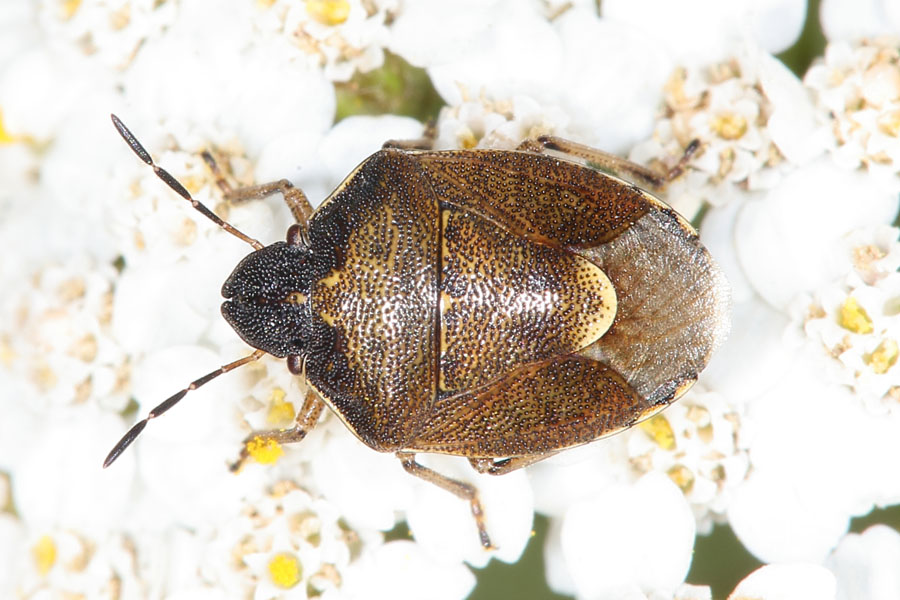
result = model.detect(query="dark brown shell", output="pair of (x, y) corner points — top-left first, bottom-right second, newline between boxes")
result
(303, 146), (729, 458)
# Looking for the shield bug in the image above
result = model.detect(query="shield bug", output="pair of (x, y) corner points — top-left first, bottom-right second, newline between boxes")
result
(104, 114), (729, 549)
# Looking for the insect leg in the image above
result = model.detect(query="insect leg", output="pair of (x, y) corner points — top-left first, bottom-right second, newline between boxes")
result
(382, 123), (438, 151)
(468, 453), (559, 476)
(230, 389), (325, 472)
(201, 151), (314, 226)
(518, 135), (701, 193)
(396, 451), (493, 549)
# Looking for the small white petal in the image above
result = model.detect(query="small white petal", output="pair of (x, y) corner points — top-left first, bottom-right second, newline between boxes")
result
(14, 407), (135, 531)
(559, 472), (695, 597)
(735, 158), (899, 310)
(343, 540), (476, 600)
(820, 0), (900, 41)
(405, 454), (533, 567)
(729, 563), (837, 600)
(826, 524), (900, 600)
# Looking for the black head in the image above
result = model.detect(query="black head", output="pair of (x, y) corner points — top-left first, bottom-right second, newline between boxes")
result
(221, 241), (318, 358)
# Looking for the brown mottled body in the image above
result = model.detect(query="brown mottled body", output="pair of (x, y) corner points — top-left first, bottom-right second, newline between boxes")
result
(301, 148), (727, 463)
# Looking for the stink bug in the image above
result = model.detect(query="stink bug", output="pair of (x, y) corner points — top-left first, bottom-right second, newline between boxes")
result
(104, 114), (729, 549)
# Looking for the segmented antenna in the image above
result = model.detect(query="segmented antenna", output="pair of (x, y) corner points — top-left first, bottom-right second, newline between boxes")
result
(110, 114), (264, 250)
(103, 350), (265, 467)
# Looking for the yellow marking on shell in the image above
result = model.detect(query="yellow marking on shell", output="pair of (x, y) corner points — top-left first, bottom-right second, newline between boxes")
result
(286, 291), (307, 305)
(316, 202), (400, 327)
(247, 436), (284, 465)
(840, 297), (873, 334)
(638, 414), (676, 450)
(268, 552), (302, 588)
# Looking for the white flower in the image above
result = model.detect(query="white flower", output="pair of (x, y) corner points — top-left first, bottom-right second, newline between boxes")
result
(727, 355), (900, 563)
(16, 528), (147, 600)
(603, 0), (807, 66)
(728, 563), (837, 600)
(794, 226), (900, 410)
(805, 37), (900, 177)
(343, 540), (476, 600)
(0, 256), (129, 412)
(627, 388), (750, 534)
(826, 524), (900, 600)
(733, 157), (898, 311)
(544, 472), (696, 599)
(820, 0), (900, 42)
(255, 0), (398, 81)
(36, 0), (177, 69)
(203, 481), (383, 600)
(629, 46), (828, 220)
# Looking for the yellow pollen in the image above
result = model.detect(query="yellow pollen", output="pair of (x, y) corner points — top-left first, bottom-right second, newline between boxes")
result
(667, 464), (695, 493)
(61, 0), (82, 20)
(32, 535), (57, 575)
(266, 388), (296, 425)
(268, 552), (302, 588)
(306, 0), (351, 25)
(839, 297), (874, 334)
(0, 108), (19, 144)
(711, 113), (748, 140)
(878, 110), (900, 137)
(638, 415), (676, 450)
(866, 339), (899, 374)
(247, 436), (284, 465)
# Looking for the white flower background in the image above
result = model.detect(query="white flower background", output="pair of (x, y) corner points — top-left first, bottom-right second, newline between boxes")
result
(2, 0), (900, 599)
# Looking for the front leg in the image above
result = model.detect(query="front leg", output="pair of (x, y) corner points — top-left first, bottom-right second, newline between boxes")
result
(230, 389), (325, 472)
(201, 150), (314, 226)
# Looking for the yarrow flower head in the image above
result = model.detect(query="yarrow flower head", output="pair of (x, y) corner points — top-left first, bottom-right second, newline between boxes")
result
(0, 256), (129, 412)
(253, 0), (397, 81)
(204, 480), (379, 599)
(805, 37), (900, 175)
(630, 46), (828, 220)
(627, 387), (750, 534)
(37, 0), (177, 69)
(431, 92), (571, 151)
(793, 225), (900, 413)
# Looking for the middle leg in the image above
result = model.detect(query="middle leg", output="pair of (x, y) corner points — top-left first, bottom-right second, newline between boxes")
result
(396, 451), (493, 549)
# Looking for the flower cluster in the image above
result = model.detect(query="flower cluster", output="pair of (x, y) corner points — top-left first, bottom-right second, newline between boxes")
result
(806, 37), (900, 175)
(795, 225), (900, 412)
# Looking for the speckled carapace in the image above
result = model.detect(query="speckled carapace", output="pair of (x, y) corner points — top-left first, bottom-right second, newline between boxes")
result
(105, 115), (730, 550)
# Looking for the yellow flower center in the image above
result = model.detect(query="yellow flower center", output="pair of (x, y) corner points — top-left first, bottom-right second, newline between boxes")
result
(268, 552), (302, 588)
(306, 0), (350, 26)
(638, 415), (676, 450)
(839, 297), (873, 334)
(32, 535), (57, 576)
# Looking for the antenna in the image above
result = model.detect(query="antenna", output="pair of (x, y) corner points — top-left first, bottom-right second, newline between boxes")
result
(103, 349), (265, 467)
(110, 114), (264, 250)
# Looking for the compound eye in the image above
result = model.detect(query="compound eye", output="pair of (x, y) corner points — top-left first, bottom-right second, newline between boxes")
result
(287, 224), (306, 246)
(287, 354), (304, 375)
